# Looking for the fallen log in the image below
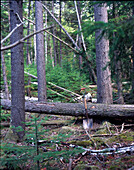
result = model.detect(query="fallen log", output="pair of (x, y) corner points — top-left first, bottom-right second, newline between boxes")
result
(1, 99), (134, 122)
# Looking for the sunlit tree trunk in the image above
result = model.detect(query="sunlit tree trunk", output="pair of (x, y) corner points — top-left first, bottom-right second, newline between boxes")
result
(31, 0), (37, 65)
(26, 0), (31, 66)
(94, 2), (113, 104)
(59, 0), (62, 67)
(44, 1), (48, 64)
(77, 1), (82, 70)
(1, 51), (9, 99)
(35, 1), (47, 101)
(52, 0), (57, 66)
(26, 0), (31, 97)
(10, 0), (25, 140)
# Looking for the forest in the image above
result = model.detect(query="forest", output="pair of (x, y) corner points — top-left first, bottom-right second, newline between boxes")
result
(1, 0), (134, 169)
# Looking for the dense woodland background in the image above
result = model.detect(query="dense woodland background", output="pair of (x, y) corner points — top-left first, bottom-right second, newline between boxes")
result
(1, 1), (134, 103)
(1, 1), (134, 169)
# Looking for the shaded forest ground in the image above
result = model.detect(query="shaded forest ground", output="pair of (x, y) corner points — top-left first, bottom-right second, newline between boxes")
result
(1, 109), (134, 170)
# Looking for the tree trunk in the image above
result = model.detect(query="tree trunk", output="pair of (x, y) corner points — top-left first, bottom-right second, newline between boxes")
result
(115, 59), (124, 104)
(1, 51), (9, 99)
(132, 6), (134, 97)
(26, 0), (31, 66)
(94, 2), (113, 104)
(59, 0), (62, 67)
(9, 0), (25, 140)
(113, 2), (124, 104)
(1, 99), (134, 122)
(31, 0), (37, 65)
(52, 0), (57, 66)
(74, 1), (83, 70)
(50, 37), (54, 68)
(35, 1), (47, 101)
(26, 0), (32, 97)
(44, 1), (48, 64)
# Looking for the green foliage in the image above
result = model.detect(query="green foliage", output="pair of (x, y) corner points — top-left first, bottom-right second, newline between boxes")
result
(0, 115), (84, 169)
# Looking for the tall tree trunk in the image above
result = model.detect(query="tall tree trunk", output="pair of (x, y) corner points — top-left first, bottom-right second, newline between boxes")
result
(1, 51), (9, 99)
(59, 0), (62, 67)
(26, 0), (31, 65)
(73, 34), (79, 68)
(113, 2), (124, 104)
(52, 0), (57, 66)
(9, 0), (25, 140)
(45, 1), (48, 64)
(35, 1), (47, 102)
(26, 0), (31, 97)
(31, 0), (37, 65)
(115, 58), (124, 104)
(132, 6), (134, 97)
(76, 1), (83, 70)
(94, 2), (113, 104)
(49, 36), (54, 68)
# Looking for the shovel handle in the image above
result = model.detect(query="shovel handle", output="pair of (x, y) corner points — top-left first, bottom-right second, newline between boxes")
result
(84, 97), (87, 110)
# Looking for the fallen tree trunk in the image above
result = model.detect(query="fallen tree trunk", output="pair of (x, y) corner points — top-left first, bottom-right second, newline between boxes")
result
(1, 99), (134, 121)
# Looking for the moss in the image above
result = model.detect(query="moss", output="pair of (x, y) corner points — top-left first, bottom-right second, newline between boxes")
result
(109, 165), (122, 170)
(68, 140), (92, 146)
(3, 128), (20, 142)
(108, 131), (134, 144)
(74, 164), (99, 170)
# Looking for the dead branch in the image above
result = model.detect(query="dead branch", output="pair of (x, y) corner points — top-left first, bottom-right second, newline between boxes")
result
(42, 3), (80, 51)
(24, 71), (81, 97)
(1, 23), (23, 44)
(1, 26), (53, 51)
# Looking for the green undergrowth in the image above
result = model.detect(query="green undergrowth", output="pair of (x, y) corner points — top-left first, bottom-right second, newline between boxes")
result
(0, 111), (134, 170)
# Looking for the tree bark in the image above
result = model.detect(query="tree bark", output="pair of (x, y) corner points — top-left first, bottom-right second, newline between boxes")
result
(113, 2), (124, 104)
(59, 0), (62, 67)
(26, 0), (32, 97)
(52, 0), (57, 66)
(115, 59), (124, 104)
(132, 6), (134, 97)
(1, 99), (134, 121)
(74, 1), (82, 70)
(44, 1), (48, 64)
(9, 0), (25, 140)
(94, 2), (113, 104)
(26, 0), (31, 66)
(35, 1), (47, 101)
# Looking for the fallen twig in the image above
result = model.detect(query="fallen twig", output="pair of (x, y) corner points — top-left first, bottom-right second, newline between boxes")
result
(120, 123), (125, 133)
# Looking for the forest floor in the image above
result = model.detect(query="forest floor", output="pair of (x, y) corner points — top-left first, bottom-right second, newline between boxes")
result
(1, 110), (134, 170)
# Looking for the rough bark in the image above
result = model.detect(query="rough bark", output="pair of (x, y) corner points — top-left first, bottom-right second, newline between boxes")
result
(9, 0), (25, 140)
(35, 1), (47, 101)
(132, 6), (134, 96)
(1, 99), (134, 121)
(94, 3), (113, 104)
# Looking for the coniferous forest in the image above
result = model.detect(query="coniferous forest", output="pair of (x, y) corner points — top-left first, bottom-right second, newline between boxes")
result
(1, 1), (134, 169)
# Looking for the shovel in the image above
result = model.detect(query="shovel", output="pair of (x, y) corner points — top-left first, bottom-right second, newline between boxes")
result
(83, 94), (96, 147)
